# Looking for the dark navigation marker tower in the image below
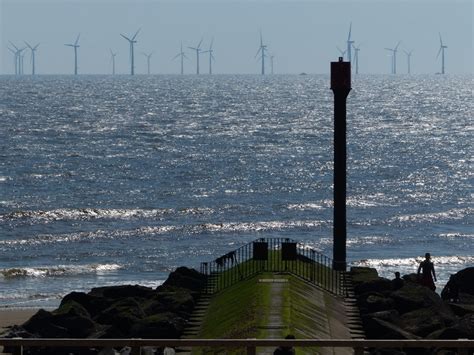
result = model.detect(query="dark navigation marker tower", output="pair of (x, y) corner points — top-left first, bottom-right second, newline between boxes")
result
(331, 57), (351, 271)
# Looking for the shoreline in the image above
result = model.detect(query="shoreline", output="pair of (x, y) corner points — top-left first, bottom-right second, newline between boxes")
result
(0, 308), (42, 335)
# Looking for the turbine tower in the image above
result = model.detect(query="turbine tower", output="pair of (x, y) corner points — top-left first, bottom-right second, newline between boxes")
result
(8, 42), (26, 75)
(25, 41), (40, 75)
(346, 22), (354, 63)
(270, 54), (275, 74)
(437, 33), (447, 74)
(188, 38), (203, 75)
(352, 44), (361, 74)
(384, 41), (401, 74)
(142, 52), (153, 75)
(64, 34), (80, 75)
(7, 47), (18, 75)
(404, 49), (413, 74)
(202, 38), (215, 75)
(120, 29), (140, 75)
(109, 49), (117, 75)
(255, 31), (267, 75)
(172, 42), (188, 75)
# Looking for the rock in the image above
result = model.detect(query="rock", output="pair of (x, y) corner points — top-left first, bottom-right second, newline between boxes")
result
(427, 314), (474, 339)
(444, 267), (474, 295)
(143, 290), (195, 317)
(354, 277), (393, 295)
(22, 305), (97, 339)
(363, 317), (420, 339)
(95, 298), (146, 334)
(366, 310), (400, 323)
(60, 291), (111, 315)
(161, 266), (207, 292)
(350, 267), (380, 285)
(448, 303), (474, 317)
(402, 273), (419, 284)
(391, 283), (444, 314)
(365, 294), (395, 313)
(400, 308), (448, 337)
(90, 285), (156, 299)
(130, 312), (186, 338)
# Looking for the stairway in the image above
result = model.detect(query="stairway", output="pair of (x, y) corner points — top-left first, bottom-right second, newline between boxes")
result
(342, 272), (366, 340)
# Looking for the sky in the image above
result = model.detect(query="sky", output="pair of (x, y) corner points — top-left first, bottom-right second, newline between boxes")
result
(1, 0), (473, 75)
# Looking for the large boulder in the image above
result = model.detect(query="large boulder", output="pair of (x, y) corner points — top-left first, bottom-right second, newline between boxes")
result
(22, 302), (97, 338)
(354, 277), (393, 296)
(60, 291), (111, 315)
(89, 284), (156, 299)
(391, 283), (444, 314)
(130, 312), (187, 338)
(95, 297), (146, 335)
(400, 308), (449, 337)
(350, 267), (380, 285)
(161, 266), (207, 292)
(362, 317), (420, 340)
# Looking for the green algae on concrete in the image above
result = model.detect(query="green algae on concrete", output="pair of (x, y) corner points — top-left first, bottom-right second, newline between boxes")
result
(193, 272), (351, 355)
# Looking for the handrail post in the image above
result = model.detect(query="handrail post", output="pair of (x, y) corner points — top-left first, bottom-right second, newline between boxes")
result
(12, 337), (23, 355)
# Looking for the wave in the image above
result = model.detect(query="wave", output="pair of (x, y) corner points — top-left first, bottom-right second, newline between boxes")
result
(0, 208), (174, 222)
(388, 207), (473, 224)
(0, 263), (122, 279)
(0, 219), (328, 246)
(352, 255), (474, 268)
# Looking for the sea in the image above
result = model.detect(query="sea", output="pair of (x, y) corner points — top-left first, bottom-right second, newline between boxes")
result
(0, 74), (472, 308)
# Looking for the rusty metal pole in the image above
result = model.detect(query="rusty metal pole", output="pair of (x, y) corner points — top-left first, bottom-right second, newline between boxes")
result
(331, 57), (351, 271)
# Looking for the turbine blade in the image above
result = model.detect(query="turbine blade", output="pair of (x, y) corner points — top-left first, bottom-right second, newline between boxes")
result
(75, 34), (80, 45)
(24, 41), (32, 49)
(394, 41), (401, 50)
(188, 47), (197, 50)
(209, 37), (214, 50)
(255, 47), (262, 58)
(348, 22), (352, 41)
(197, 38), (203, 49)
(132, 28), (141, 41)
(33, 43), (40, 50)
(65, 44), (74, 47)
(172, 53), (181, 60)
(436, 47), (442, 59)
(439, 32), (443, 46)
(121, 34), (131, 41)
(9, 41), (19, 50)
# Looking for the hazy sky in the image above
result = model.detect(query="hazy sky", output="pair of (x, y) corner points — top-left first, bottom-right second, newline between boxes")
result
(1, 0), (473, 75)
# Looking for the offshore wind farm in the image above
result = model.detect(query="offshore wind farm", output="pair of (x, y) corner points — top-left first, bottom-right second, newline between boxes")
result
(0, 0), (472, 319)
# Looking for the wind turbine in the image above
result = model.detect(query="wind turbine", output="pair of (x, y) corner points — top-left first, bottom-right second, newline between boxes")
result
(120, 29), (140, 75)
(384, 41), (401, 74)
(7, 47), (18, 75)
(255, 31), (267, 75)
(336, 46), (347, 59)
(173, 42), (188, 75)
(346, 22), (354, 63)
(437, 33), (447, 74)
(352, 44), (361, 74)
(109, 49), (117, 75)
(202, 38), (215, 75)
(270, 54), (275, 74)
(188, 38), (203, 75)
(25, 41), (40, 75)
(142, 52), (153, 75)
(8, 41), (25, 75)
(64, 34), (80, 75)
(403, 49), (413, 74)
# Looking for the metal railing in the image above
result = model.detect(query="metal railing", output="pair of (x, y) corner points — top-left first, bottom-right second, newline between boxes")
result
(1, 338), (473, 355)
(200, 238), (344, 295)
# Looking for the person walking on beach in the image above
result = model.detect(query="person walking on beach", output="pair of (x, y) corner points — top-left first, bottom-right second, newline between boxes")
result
(417, 252), (437, 291)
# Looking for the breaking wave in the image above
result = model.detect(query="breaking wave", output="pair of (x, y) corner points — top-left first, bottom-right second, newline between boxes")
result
(0, 219), (328, 246)
(352, 255), (474, 268)
(388, 207), (473, 224)
(0, 263), (122, 279)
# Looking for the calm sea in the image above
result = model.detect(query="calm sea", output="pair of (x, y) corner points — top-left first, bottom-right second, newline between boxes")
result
(0, 74), (472, 308)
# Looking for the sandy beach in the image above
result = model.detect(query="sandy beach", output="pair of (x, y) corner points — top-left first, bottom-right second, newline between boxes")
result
(0, 308), (37, 334)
